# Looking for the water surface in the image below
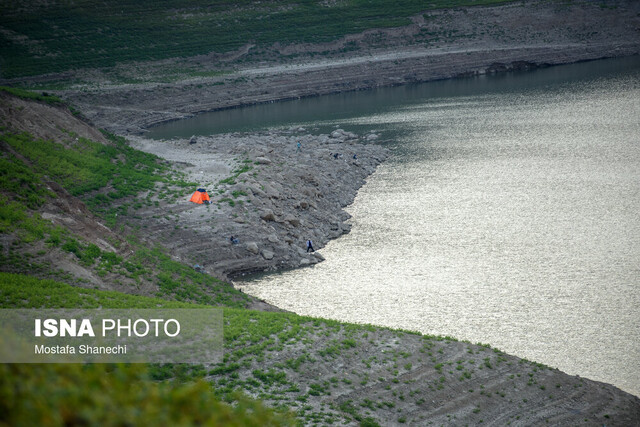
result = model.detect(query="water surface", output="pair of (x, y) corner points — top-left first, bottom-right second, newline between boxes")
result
(154, 58), (640, 397)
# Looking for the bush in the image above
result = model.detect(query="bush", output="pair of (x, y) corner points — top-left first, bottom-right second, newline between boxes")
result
(0, 364), (295, 426)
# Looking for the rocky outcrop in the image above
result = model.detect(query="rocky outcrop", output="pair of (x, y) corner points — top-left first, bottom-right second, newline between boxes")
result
(126, 129), (388, 279)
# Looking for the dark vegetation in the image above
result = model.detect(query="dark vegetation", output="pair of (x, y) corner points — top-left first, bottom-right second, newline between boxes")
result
(0, 363), (293, 426)
(0, 85), (64, 104)
(0, 0), (515, 78)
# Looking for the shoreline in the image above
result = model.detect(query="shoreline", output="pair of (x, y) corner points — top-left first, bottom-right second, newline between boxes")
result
(0, 0), (632, 134)
(62, 44), (640, 135)
(38, 0), (640, 283)
(125, 128), (389, 281)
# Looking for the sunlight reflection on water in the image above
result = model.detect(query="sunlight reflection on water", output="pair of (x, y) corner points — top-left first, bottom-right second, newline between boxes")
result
(239, 61), (640, 396)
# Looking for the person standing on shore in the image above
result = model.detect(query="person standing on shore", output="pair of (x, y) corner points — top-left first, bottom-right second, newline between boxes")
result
(296, 141), (302, 152)
(306, 239), (315, 252)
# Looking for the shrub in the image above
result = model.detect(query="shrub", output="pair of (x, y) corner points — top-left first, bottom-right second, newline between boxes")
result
(0, 364), (295, 426)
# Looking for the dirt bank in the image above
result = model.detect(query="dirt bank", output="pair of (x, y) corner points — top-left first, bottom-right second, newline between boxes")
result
(126, 128), (387, 280)
(215, 319), (640, 426)
(35, 0), (640, 134)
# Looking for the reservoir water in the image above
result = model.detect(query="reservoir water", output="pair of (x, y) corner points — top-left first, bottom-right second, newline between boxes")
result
(150, 57), (640, 396)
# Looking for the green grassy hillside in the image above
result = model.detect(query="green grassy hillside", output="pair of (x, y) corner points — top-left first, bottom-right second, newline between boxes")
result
(0, 273), (295, 426)
(0, 0), (514, 78)
(0, 88), (295, 424)
(0, 89), (251, 308)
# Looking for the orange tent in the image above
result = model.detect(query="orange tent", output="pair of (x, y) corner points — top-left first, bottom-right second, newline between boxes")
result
(189, 189), (210, 204)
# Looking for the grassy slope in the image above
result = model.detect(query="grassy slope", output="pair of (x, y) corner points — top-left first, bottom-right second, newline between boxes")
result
(0, 89), (291, 424)
(5, 271), (634, 426)
(0, 0), (515, 78)
(0, 273), (388, 425)
(0, 273), (295, 426)
(0, 272), (406, 425)
(0, 89), (251, 308)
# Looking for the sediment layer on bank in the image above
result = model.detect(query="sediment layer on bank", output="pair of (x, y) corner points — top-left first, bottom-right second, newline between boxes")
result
(30, 0), (640, 134)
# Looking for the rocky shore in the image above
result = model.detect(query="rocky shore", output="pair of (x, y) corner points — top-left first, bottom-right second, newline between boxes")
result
(127, 128), (388, 280)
